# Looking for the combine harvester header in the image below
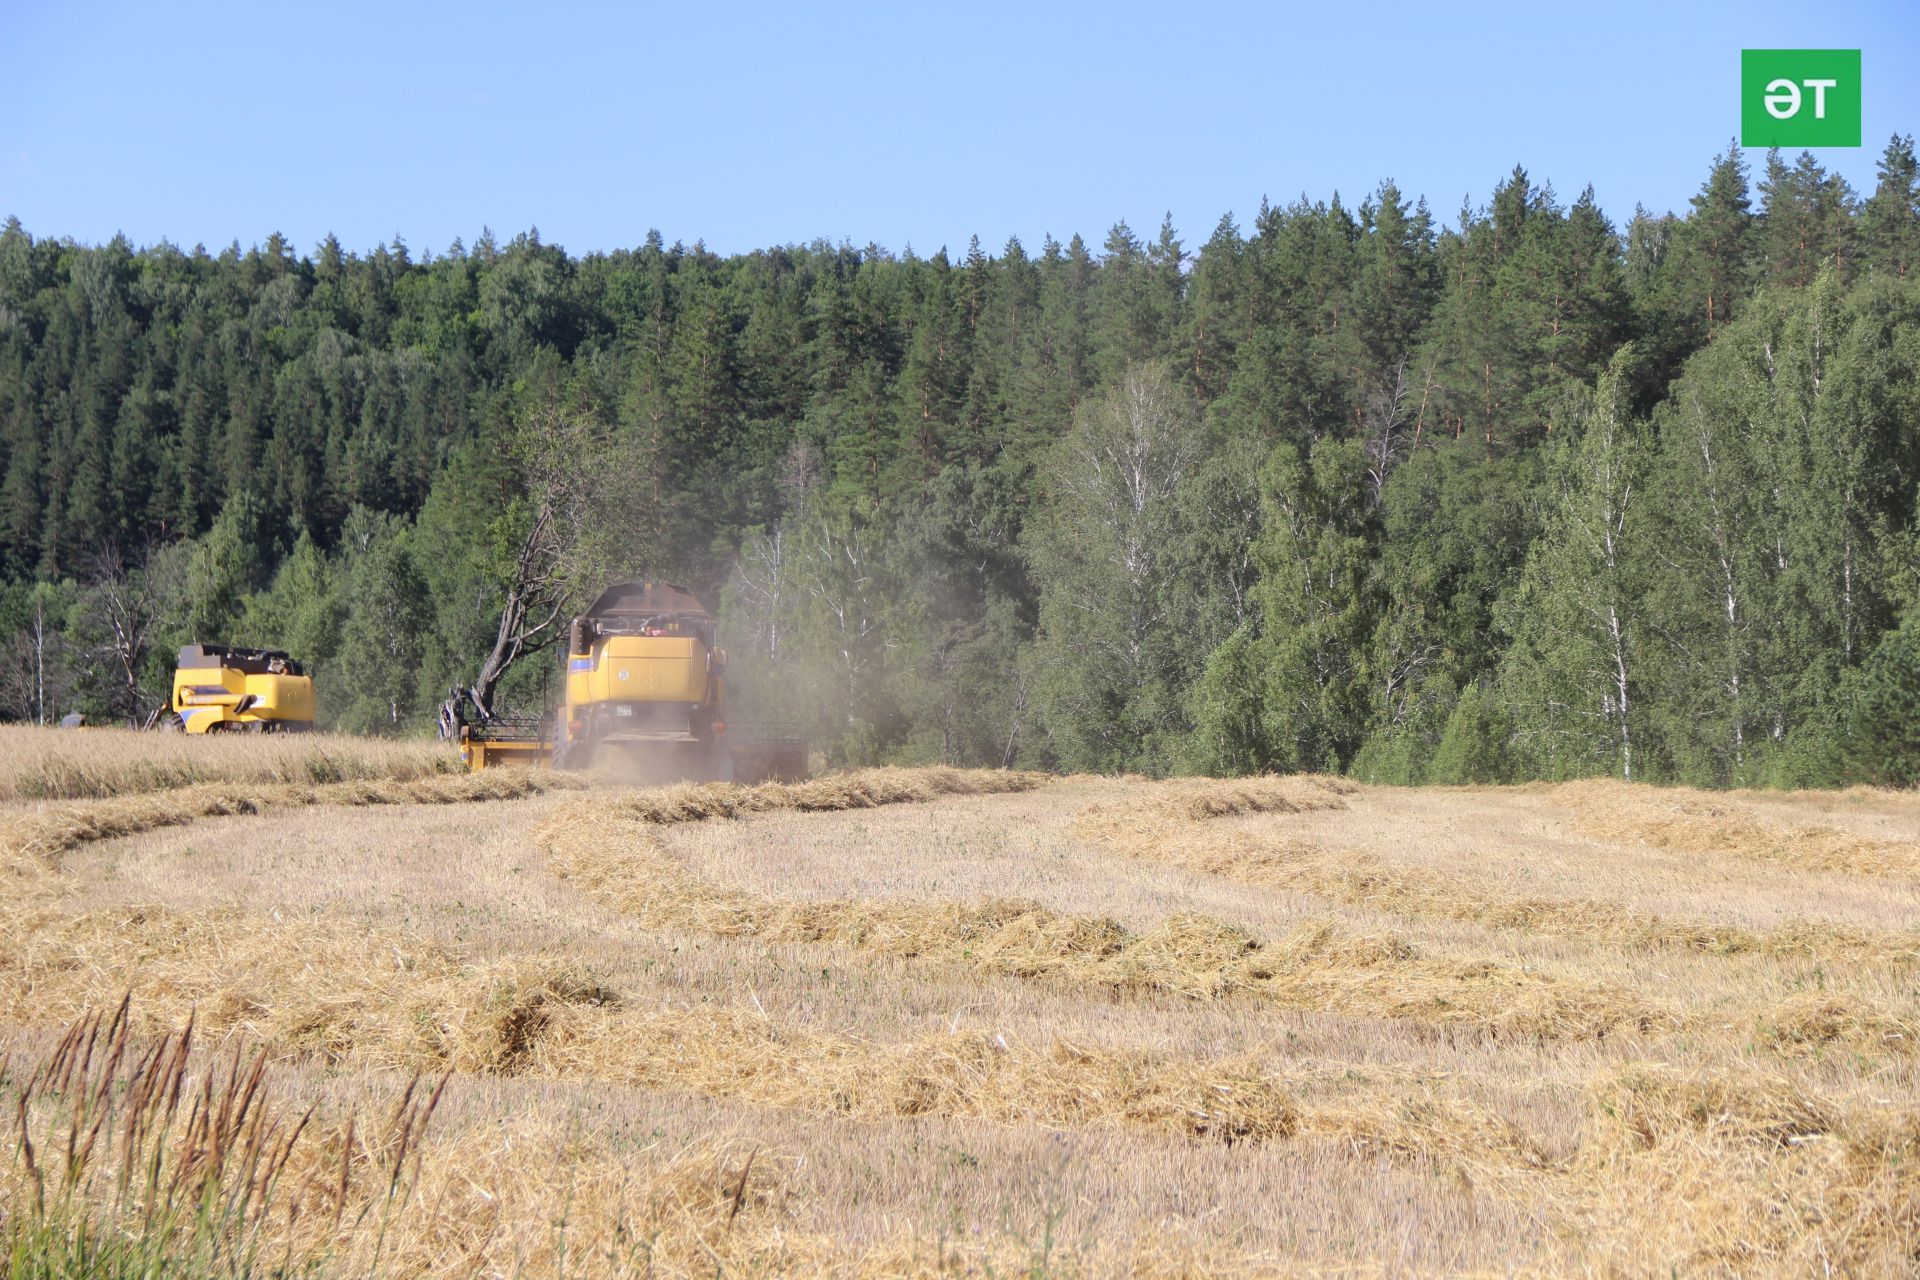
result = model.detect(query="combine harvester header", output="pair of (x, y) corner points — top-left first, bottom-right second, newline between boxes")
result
(454, 581), (806, 783)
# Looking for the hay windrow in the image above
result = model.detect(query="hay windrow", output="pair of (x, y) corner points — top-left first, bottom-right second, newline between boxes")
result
(602, 765), (1049, 826)
(0, 1007), (1547, 1280)
(12, 1001), (1915, 1277)
(1, 763), (1038, 875)
(1572, 1064), (1920, 1273)
(0, 908), (1564, 1172)
(1750, 991), (1919, 1052)
(13, 762), (1920, 1272)
(539, 795), (1669, 1041)
(1073, 780), (1920, 970)
(1584, 1063), (1840, 1154)
(1556, 778), (1920, 878)
(3, 769), (589, 871)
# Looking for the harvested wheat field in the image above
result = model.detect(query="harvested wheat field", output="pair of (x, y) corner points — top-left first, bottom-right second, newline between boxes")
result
(5, 733), (1920, 1276)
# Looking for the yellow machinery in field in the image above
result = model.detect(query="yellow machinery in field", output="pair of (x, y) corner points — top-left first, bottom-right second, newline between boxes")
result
(169, 644), (316, 733)
(455, 714), (555, 770)
(553, 581), (729, 776)
(454, 581), (805, 782)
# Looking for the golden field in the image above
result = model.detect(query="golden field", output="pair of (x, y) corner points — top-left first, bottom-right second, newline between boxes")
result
(3, 727), (1919, 1276)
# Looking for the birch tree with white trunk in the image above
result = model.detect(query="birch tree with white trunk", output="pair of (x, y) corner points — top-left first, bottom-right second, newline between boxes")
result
(1498, 349), (1649, 779)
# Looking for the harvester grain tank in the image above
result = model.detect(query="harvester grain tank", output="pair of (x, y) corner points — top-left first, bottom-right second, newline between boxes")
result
(169, 644), (315, 733)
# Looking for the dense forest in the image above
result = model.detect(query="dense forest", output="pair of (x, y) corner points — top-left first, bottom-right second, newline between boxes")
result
(5, 137), (1920, 785)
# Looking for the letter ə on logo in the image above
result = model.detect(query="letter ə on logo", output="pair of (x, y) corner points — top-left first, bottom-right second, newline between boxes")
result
(1742, 51), (1860, 146)
(1764, 79), (1800, 119)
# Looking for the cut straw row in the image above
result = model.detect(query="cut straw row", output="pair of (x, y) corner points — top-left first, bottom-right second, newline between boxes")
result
(1555, 778), (1920, 878)
(536, 776), (1671, 1041)
(1073, 779), (1920, 974)
(4, 770), (590, 871)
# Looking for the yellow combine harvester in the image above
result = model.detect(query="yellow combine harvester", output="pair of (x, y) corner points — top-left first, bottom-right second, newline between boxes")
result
(554, 581), (726, 774)
(455, 581), (805, 782)
(168, 644), (315, 733)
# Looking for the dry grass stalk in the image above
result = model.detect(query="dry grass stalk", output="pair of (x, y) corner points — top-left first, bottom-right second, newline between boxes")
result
(1557, 778), (1920, 878)
(0, 724), (463, 802)
(3, 769), (588, 871)
(540, 788), (1670, 1041)
(2, 1000), (444, 1278)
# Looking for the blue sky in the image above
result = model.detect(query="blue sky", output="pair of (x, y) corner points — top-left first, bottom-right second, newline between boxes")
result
(2, 0), (1916, 258)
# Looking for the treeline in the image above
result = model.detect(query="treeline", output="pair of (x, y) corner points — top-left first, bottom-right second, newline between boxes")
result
(5, 138), (1920, 784)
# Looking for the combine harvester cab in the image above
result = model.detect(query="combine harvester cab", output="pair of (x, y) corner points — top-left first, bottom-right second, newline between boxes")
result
(169, 644), (315, 733)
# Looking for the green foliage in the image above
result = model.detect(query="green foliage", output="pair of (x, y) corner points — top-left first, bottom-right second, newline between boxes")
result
(1024, 366), (1239, 773)
(1847, 618), (1920, 784)
(1347, 728), (1428, 786)
(1859, 134), (1920, 280)
(1637, 272), (1920, 785)
(1496, 349), (1649, 781)
(1190, 437), (1378, 775)
(170, 491), (275, 648)
(240, 531), (346, 691)
(334, 517), (431, 734)
(6, 147), (1920, 779)
(1427, 681), (1514, 784)
(1185, 626), (1267, 776)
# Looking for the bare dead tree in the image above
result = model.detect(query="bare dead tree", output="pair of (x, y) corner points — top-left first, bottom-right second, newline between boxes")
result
(439, 409), (657, 736)
(729, 525), (793, 664)
(777, 435), (824, 503)
(0, 593), (74, 724)
(1361, 357), (1413, 509)
(85, 544), (181, 727)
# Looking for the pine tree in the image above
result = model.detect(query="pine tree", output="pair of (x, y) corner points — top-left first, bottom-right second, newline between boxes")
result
(897, 248), (964, 467)
(1758, 150), (1855, 288)
(1675, 143), (1757, 334)
(1183, 213), (1247, 405)
(1091, 220), (1157, 381)
(1351, 181), (1438, 375)
(1424, 170), (1535, 443)
(1859, 134), (1920, 279)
